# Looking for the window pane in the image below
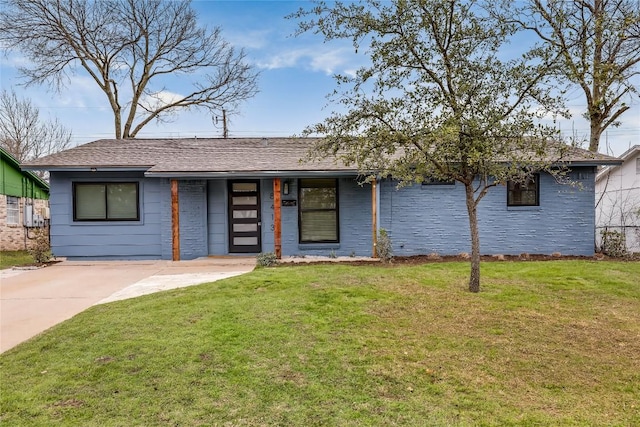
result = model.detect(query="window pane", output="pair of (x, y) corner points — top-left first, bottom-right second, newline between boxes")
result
(233, 237), (258, 246)
(299, 179), (339, 243)
(107, 183), (138, 219)
(301, 211), (337, 241)
(300, 187), (336, 209)
(507, 177), (538, 206)
(233, 209), (258, 219)
(300, 178), (335, 188)
(6, 196), (19, 225)
(232, 196), (257, 205)
(232, 183), (257, 192)
(76, 184), (106, 220)
(233, 223), (257, 232)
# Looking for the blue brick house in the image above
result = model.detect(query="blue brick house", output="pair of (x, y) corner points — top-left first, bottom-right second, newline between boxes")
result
(22, 138), (619, 260)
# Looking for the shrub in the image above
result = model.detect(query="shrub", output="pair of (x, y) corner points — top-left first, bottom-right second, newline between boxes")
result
(600, 229), (627, 258)
(256, 252), (278, 267)
(377, 228), (393, 263)
(28, 228), (52, 264)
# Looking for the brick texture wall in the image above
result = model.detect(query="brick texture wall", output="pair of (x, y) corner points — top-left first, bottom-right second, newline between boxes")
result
(0, 195), (50, 251)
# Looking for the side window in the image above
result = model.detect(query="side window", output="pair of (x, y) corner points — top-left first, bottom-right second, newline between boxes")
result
(636, 157), (640, 175)
(6, 196), (20, 225)
(298, 178), (339, 243)
(507, 174), (539, 207)
(73, 182), (139, 221)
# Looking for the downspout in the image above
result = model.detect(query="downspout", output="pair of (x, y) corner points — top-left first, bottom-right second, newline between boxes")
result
(371, 176), (380, 258)
(376, 175), (381, 237)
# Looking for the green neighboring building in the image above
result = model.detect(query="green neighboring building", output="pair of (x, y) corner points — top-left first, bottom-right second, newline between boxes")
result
(1, 147), (50, 251)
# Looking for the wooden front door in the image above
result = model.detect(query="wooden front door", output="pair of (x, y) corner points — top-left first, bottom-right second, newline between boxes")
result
(228, 180), (262, 253)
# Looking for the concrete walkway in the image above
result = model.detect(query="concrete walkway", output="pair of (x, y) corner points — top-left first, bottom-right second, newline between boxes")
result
(0, 257), (255, 353)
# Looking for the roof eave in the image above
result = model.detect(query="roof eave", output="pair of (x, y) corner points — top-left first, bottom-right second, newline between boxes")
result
(23, 166), (153, 173)
(557, 159), (623, 167)
(144, 170), (360, 178)
(1, 148), (50, 190)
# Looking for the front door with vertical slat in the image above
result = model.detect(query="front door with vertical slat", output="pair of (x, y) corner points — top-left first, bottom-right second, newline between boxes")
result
(228, 180), (262, 253)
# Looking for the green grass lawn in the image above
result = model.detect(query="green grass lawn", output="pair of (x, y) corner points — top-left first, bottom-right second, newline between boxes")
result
(1, 261), (639, 426)
(0, 251), (35, 269)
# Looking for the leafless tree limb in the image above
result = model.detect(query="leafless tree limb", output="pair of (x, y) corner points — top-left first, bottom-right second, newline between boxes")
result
(0, 0), (260, 139)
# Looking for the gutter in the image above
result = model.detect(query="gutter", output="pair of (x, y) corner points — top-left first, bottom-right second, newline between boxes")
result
(144, 170), (360, 178)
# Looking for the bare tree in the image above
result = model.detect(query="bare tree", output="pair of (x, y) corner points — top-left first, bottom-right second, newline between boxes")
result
(515, 0), (640, 153)
(0, 90), (71, 163)
(0, 0), (259, 139)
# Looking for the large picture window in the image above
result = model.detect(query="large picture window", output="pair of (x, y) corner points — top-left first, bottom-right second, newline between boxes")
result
(507, 175), (539, 207)
(73, 182), (139, 221)
(299, 178), (339, 243)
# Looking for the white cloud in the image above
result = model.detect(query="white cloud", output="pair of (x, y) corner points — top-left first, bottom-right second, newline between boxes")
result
(139, 90), (185, 111)
(226, 29), (272, 50)
(0, 52), (33, 69)
(308, 47), (354, 75)
(257, 45), (357, 76)
(256, 49), (307, 70)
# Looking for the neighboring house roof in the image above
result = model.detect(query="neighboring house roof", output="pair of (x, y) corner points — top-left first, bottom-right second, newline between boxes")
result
(0, 147), (50, 197)
(596, 145), (639, 182)
(21, 137), (621, 178)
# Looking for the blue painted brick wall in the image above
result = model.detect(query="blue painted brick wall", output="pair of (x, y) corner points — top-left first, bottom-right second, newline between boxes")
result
(49, 168), (596, 260)
(159, 178), (172, 260)
(261, 179), (275, 252)
(280, 177), (373, 257)
(49, 171), (163, 260)
(178, 180), (208, 260)
(207, 180), (227, 255)
(379, 168), (596, 256)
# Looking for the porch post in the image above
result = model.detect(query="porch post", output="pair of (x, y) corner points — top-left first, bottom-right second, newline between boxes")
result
(273, 178), (282, 259)
(171, 179), (180, 261)
(372, 177), (378, 258)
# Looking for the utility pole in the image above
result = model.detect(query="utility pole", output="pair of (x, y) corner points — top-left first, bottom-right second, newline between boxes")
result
(222, 109), (228, 139)
(213, 109), (229, 138)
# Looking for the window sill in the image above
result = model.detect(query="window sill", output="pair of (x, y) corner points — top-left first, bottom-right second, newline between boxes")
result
(298, 243), (340, 251)
(507, 206), (541, 211)
(72, 220), (143, 225)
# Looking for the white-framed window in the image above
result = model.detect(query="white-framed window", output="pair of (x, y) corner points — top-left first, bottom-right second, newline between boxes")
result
(6, 196), (20, 225)
(636, 157), (639, 175)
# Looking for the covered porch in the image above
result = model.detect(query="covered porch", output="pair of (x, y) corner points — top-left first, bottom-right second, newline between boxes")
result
(167, 176), (381, 261)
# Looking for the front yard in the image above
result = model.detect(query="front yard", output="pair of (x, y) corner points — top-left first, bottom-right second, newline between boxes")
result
(1, 260), (638, 426)
(0, 251), (36, 270)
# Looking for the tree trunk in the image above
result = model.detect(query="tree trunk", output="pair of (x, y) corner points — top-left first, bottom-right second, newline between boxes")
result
(115, 114), (122, 139)
(465, 182), (481, 293)
(589, 119), (603, 153)
(588, 0), (604, 154)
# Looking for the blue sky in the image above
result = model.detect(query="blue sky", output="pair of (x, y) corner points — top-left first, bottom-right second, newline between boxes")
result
(1, 0), (638, 156)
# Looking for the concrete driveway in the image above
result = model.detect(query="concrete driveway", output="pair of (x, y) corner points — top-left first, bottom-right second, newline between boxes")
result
(0, 257), (255, 354)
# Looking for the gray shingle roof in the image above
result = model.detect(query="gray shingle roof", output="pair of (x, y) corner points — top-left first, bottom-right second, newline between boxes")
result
(22, 137), (620, 176)
(22, 138), (352, 175)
